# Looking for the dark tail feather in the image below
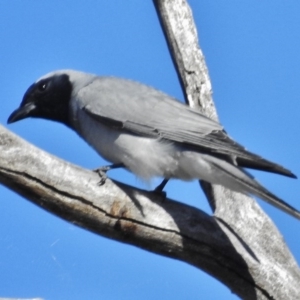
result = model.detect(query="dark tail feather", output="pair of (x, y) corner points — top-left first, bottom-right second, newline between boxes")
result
(206, 156), (300, 220)
(202, 130), (297, 178)
(255, 188), (300, 220)
(236, 156), (297, 179)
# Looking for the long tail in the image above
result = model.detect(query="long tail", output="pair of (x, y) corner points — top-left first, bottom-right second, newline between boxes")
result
(202, 154), (300, 220)
(203, 131), (297, 178)
(236, 154), (297, 179)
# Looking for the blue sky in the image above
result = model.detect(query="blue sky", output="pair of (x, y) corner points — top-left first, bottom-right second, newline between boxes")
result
(1, 1), (300, 299)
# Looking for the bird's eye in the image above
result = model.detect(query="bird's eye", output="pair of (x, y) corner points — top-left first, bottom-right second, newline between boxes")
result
(38, 82), (47, 92)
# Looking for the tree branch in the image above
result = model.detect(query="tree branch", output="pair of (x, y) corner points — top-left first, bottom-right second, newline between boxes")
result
(1, 124), (299, 299)
(153, 0), (300, 299)
(0, 126), (258, 295)
(0, 1), (299, 299)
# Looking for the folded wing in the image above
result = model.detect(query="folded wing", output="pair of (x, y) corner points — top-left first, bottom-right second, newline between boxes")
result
(77, 77), (296, 178)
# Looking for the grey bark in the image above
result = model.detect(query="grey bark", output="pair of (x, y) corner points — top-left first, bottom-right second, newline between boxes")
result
(0, 1), (299, 299)
(2, 125), (299, 299)
(153, 0), (300, 299)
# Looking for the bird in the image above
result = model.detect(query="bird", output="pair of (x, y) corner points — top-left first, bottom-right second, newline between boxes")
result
(7, 69), (300, 220)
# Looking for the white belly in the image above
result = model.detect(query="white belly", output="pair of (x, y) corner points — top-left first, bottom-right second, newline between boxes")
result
(74, 109), (178, 179)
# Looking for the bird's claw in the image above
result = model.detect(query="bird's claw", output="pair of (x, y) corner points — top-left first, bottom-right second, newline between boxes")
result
(93, 167), (108, 186)
(151, 178), (169, 201)
(154, 178), (169, 192)
(152, 189), (167, 202)
(93, 164), (124, 186)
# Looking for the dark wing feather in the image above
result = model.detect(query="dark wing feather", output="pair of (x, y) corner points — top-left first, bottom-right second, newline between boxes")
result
(78, 77), (296, 178)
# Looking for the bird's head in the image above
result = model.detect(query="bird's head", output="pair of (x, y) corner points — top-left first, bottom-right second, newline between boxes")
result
(7, 70), (95, 126)
(7, 71), (74, 127)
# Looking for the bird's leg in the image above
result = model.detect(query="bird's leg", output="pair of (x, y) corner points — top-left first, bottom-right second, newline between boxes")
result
(93, 163), (124, 185)
(152, 178), (169, 201)
(154, 178), (169, 192)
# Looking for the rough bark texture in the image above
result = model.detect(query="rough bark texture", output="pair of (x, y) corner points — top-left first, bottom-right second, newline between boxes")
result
(1, 125), (299, 299)
(153, 0), (300, 299)
(0, 1), (299, 299)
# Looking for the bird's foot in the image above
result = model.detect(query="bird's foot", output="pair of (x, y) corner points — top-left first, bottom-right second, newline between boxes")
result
(154, 178), (169, 192)
(152, 178), (169, 201)
(152, 189), (167, 202)
(93, 167), (109, 186)
(93, 163), (124, 186)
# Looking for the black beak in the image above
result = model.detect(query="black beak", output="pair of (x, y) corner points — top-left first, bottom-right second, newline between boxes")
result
(7, 102), (36, 124)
